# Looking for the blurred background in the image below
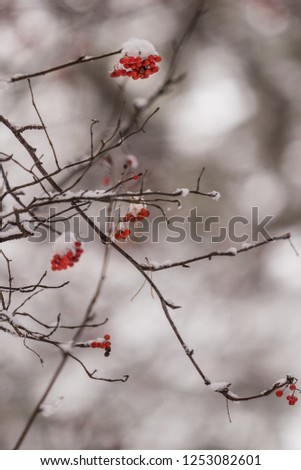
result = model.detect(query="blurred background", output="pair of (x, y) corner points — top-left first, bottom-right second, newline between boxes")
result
(1, 0), (301, 450)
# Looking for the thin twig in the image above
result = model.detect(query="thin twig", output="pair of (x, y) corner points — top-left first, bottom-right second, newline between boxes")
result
(9, 50), (122, 83)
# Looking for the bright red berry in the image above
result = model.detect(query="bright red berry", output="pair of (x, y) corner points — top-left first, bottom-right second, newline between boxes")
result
(104, 334), (111, 340)
(289, 384), (296, 391)
(140, 208), (150, 218)
(275, 390), (284, 397)
(102, 176), (111, 186)
(288, 397), (297, 406)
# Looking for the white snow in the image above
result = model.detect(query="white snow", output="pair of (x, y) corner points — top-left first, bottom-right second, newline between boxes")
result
(85, 337), (106, 346)
(60, 341), (73, 353)
(0, 227), (23, 239)
(11, 73), (24, 79)
(227, 247), (237, 255)
(133, 97), (147, 109)
(128, 202), (145, 216)
(176, 188), (190, 197)
(148, 261), (160, 269)
(49, 189), (106, 200)
(208, 190), (221, 201)
(126, 154), (139, 169)
(0, 309), (13, 320)
(40, 396), (64, 417)
(53, 231), (77, 256)
(274, 378), (288, 387)
(84, 190), (106, 198)
(208, 381), (231, 392)
(242, 242), (252, 249)
(161, 259), (172, 267)
(121, 38), (158, 58)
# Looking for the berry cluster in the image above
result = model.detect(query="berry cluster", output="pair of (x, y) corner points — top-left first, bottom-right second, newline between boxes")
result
(51, 241), (83, 271)
(124, 207), (150, 222)
(91, 334), (111, 357)
(114, 202), (151, 241)
(115, 228), (131, 241)
(275, 383), (299, 406)
(110, 54), (162, 80)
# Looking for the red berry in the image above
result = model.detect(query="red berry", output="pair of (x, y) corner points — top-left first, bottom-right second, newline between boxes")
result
(275, 390), (283, 397)
(99, 342), (106, 349)
(154, 55), (162, 62)
(133, 174), (139, 180)
(289, 384), (296, 391)
(102, 176), (111, 186)
(104, 334), (110, 340)
(91, 341), (98, 348)
(139, 208), (150, 218)
(124, 213), (134, 222)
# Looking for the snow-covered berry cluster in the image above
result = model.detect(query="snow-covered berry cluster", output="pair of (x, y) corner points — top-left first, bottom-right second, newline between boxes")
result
(115, 227), (131, 241)
(124, 205), (150, 222)
(110, 38), (161, 80)
(51, 239), (83, 271)
(114, 201), (150, 241)
(275, 382), (299, 406)
(91, 334), (111, 357)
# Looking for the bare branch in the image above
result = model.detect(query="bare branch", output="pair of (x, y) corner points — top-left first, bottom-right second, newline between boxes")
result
(9, 49), (122, 83)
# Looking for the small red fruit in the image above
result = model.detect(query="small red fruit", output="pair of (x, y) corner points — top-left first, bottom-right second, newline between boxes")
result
(289, 384), (296, 391)
(102, 176), (111, 186)
(104, 334), (111, 340)
(275, 390), (284, 397)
